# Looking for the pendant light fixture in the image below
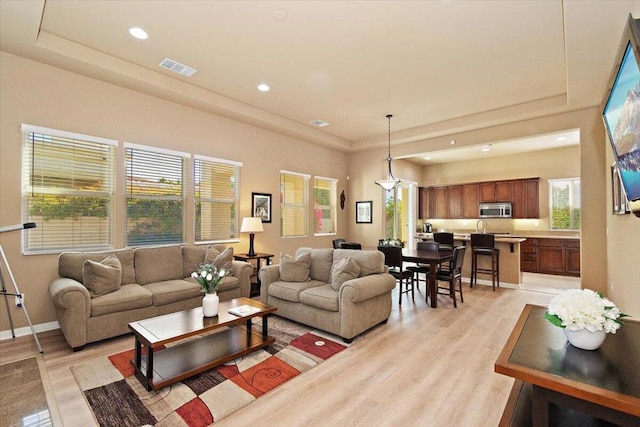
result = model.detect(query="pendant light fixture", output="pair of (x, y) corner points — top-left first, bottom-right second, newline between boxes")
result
(375, 114), (401, 191)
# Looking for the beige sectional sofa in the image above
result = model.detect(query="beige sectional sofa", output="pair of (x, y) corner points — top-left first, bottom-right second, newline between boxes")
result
(49, 244), (252, 350)
(259, 247), (396, 343)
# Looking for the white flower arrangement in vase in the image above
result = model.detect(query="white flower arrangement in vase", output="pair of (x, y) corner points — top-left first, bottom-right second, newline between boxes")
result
(545, 288), (628, 350)
(192, 263), (229, 294)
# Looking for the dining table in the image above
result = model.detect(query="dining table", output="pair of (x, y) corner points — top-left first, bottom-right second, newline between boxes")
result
(402, 247), (454, 308)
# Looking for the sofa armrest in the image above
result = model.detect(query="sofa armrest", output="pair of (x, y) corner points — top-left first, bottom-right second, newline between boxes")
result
(49, 278), (91, 349)
(258, 264), (281, 304)
(230, 260), (253, 297)
(340, 273), (396, 304)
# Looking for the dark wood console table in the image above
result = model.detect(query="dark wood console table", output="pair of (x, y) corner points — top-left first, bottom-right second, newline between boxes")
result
(233, 252), (274, 296)
(495, 304), (640, 426)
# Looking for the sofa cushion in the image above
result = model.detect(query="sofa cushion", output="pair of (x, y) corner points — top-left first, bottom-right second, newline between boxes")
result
(205, 247), (234, 272)
(135, 246), (184, 285)
(90, 284), (153, 317)
(299, 284), (339, 312)
(143, 279), (201, 306)
(182, 246), (207, 278)
(82, 255), (122, 298)
(268, 279), (324, 303)
(333, 249), (385, 277)
(279, 252), (311, 282)
(58, 249), (135, 284)
(296, 247), (333, 282)
(330, 256), (360, 291)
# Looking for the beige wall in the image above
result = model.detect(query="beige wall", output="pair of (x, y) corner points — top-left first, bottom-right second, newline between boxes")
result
(0, 52), (349, 330)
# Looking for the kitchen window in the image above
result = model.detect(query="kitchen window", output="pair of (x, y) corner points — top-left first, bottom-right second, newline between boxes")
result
(194, 155), (242, 243)
(280, 170), (310, 237)
(21, 124), (116, 253)
(313, 176), (337, 235)
(549, 178), (581, 230)
(125, 143), (187, 246)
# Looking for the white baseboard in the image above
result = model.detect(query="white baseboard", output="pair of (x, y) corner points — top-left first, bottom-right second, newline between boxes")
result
(0, 321), (60, 341)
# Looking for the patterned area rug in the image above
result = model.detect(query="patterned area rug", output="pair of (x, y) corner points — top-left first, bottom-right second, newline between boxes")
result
(71, 317), (348, 426)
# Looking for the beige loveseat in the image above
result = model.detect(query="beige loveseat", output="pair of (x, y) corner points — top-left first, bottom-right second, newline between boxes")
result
(259, 247), (396, 343)
(49, 244), (252, 350)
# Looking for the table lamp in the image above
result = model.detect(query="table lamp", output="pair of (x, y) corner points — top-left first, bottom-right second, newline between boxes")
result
(240, 217), (264, 256)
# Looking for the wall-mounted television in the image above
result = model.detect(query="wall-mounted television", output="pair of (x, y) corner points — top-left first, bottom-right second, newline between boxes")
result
(602, 14), (640, 218)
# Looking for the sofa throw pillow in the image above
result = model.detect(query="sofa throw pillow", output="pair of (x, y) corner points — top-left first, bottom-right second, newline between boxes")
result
(204, 247), (234, 273)
(331, 256), (361, 291)
(82, 255), (122, 298)
(279, 252), (311, 282)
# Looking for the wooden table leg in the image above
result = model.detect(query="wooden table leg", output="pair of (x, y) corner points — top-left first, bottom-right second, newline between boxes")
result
(428, 261), (438, 308)
(532, 385), (549, 427)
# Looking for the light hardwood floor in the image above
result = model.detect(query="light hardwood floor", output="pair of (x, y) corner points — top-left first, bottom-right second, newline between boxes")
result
(0, 283), (555, 426)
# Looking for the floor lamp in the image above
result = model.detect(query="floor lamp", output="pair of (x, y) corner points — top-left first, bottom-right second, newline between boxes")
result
(0, 222), (43, 353)
(240, 217), (264, 257)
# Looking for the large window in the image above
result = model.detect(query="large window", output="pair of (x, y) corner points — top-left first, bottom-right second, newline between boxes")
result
(125, 143), (187, 246)
(313, 176), (337, 235)
(194, 155), (241, 242)
(549, 178), (581, 230)
(280, 171), (310, 237)
(22, 124), (116, 253)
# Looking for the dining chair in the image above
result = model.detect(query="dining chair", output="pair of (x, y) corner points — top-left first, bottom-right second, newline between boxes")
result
(406, 241), (440, 291)
(433, 232), (454, 249)
(435, 245), (466, 308)
(340, 242), (362, 250)
(377, 245), (414, 305)
(470, 233), (500, 290)
(332, 238), (347, 249)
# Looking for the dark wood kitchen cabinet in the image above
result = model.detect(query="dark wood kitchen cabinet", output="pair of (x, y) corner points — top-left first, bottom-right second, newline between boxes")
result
(462, 183), (480, 218)
(419, 187), (432, 219)
(520, 237), (580, 277)
(480, 181), (512, 202)
(512, 178), (540, 218)
(447, 185), (463, 218)
(432, 186), (448, 218)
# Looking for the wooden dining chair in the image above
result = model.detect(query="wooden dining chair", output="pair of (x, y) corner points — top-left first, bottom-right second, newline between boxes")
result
(377, 245), (414, 305)
(435, 245), (466, 308)
(406, 241), (439, 291)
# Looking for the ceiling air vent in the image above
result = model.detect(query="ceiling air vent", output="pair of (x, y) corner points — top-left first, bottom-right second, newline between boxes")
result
(159, 58), (197, 77)
(309, 119), (329, 127)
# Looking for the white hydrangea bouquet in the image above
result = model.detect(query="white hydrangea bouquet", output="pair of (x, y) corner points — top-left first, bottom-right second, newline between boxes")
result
(545, 288), (628, 333)
(191, 263), (229, 294)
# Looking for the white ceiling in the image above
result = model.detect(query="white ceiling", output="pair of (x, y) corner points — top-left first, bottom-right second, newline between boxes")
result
(1, 1), (637, 162)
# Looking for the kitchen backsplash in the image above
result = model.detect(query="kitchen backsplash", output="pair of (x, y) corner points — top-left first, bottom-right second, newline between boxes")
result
(417, 218), (580, 237)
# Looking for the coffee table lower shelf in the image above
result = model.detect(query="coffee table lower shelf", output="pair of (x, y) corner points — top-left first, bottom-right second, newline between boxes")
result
(131, 327), (275, 391)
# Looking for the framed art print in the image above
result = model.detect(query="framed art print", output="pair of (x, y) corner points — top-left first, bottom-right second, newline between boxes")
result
(252, 192), (272, 223)
(356, 201), (372, 223)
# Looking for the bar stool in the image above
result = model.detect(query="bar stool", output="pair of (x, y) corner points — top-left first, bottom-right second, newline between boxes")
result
(470, 233), (500, 290)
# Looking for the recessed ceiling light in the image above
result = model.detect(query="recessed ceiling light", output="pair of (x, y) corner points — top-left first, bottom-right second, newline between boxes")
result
(557, 136), (567, 141)
(128, 27), (148, 40)
(257, 83), (270, 92)
(273, 9), (288, 21)
(481, 144), (493, 152)
(309, 119), (329, 127)
(423, 156), (431, 160)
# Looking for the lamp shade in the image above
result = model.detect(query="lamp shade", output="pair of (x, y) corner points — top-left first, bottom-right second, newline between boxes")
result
(240, 217), (264, 233)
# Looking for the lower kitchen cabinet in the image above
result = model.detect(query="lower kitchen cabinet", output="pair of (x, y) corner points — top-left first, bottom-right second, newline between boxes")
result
(520, 238), (580, 277)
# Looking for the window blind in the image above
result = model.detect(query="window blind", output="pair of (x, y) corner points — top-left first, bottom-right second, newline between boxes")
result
(280, 171), (309, 237)
(313, 177), (337, 234)
(125, 144), (186, 246)
(550, 178), (581, 230)
(22, 125), (116, 252)
(194, 156), (241, 242)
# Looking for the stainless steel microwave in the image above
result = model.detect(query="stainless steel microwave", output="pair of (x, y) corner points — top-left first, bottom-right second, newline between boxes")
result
(479, 202), (512, 218)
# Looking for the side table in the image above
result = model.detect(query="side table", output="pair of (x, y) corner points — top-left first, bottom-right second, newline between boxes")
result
(233, 253), (274, 297)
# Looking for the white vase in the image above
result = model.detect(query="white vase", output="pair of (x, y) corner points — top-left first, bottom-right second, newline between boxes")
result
(202, 292), (219, 317)
(564, 328), (606, 351)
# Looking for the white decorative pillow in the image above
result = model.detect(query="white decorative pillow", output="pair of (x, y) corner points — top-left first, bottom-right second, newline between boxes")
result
(279, 252), (311, 282)
(331, 256), (361, 291)
(82, 255), (122, 298)
(205, 246), (234, 273)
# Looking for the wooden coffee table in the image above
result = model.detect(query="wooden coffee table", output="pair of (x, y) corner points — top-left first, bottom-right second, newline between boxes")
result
(128, 297), (277, 391)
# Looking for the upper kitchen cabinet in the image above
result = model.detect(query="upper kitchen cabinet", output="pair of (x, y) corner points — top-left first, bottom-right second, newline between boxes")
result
(512, 178), (540, 218)
(419, 187), (432, 218)
(480, 181), (512, 202)
(447, 185), (463, 218)
(462, 183), (480, 218)
(432, 186), (448, 218)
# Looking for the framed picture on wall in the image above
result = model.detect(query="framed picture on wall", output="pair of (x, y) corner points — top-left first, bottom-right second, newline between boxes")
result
(611, 163), (630, 215)
(252, 192), (272, 223)
(356, 201), (373, 223)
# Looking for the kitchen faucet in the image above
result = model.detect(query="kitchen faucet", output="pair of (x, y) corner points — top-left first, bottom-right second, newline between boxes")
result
(476, 219), (488, 234)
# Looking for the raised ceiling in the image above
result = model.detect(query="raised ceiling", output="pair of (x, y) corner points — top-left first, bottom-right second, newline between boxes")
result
(1, 1), (637, 160)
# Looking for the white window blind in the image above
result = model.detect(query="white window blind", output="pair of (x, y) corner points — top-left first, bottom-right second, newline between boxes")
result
(549, 178), (581, 230)
(313, 176), (337, 235)
(125, 144), (186, 246)
(194, 156), (241, 242)
(280, 171), (309, 237)
(22, 124), (116, 252)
